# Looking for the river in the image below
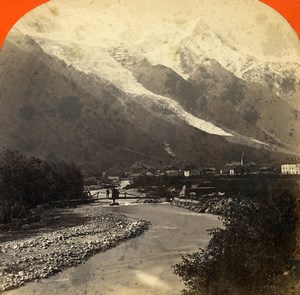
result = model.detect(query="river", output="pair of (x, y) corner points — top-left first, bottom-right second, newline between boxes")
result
(5, 202), (221, 295)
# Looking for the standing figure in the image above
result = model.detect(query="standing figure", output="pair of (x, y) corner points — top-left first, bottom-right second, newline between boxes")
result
(111, 187), (119, 205)
(106, 188), (110, 199)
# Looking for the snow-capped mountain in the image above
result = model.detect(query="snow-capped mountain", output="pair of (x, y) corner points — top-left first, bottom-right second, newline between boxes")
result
(1, 32), (271, 173)
(1, 0), (299, 171)
(177, 20), (300, 100)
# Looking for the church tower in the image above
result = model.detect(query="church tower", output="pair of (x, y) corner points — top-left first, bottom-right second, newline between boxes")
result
(241, 151), (245, 167)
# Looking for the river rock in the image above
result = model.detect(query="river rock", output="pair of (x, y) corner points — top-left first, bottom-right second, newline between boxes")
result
(0, 205), (150, 292)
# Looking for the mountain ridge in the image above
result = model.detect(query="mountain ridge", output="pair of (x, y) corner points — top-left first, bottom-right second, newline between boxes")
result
(106, 44), (300, 151)
(0, 31), (298, 175)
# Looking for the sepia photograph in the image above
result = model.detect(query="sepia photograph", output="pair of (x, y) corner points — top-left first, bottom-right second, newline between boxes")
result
(0, 0), (299, 294)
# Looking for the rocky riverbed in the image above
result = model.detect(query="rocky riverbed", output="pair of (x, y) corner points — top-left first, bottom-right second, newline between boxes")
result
(0, 204), (150, 292)
(171, 196), (251, 215)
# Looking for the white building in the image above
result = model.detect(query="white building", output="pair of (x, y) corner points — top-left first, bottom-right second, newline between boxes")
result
(281, 164), (300, 175)
(184, 169), (200, 177)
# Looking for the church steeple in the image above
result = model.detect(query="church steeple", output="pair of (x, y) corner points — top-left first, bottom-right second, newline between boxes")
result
(241, 151), (245, 167)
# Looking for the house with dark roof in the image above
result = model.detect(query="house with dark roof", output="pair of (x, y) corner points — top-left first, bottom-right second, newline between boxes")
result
(202, 167), (217, 175)
(183, 165), (200, 177)
(166, 170), (182, 177)
(220, 152), (251, 176)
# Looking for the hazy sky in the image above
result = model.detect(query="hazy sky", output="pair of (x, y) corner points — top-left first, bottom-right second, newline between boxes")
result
(13, 0), (300, 62)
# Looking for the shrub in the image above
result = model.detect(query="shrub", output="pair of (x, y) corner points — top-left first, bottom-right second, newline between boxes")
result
(174, 188), (298, 295)
(0, 149), (84, 223)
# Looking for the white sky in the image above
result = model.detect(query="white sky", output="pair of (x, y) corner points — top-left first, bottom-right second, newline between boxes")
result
(12, 0), (300, 63)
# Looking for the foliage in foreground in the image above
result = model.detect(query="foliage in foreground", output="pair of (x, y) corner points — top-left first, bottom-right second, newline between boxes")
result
(0, 149), (84, 223)
(174, 183), (299, 295)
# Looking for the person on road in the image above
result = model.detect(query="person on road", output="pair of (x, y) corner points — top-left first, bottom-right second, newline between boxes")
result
(106, 188), (110, 199)
(111, 187), (119, 205)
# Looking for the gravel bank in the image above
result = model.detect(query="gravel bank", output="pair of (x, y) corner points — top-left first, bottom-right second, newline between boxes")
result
(171, 197), (251, 215)
(0, 204), (150, 292)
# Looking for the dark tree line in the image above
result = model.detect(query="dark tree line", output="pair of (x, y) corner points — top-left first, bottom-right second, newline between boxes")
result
(0, 150), (84, 223)
(174, 181), (299, 295)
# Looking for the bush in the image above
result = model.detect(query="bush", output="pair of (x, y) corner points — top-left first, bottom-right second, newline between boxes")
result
(0, 149), (84, 223)
(174, 188), (298, 295)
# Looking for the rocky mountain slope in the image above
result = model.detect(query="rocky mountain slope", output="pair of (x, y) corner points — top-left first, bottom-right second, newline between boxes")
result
(108, 45), (300, 151)
(0, 32), (295, 173)
(177, 21), (300, 94)
(7, 1), (299, 158)
(0, 34), (170, 172)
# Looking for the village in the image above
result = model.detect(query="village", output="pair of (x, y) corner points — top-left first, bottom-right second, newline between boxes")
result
(83, 153), (300, 202)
